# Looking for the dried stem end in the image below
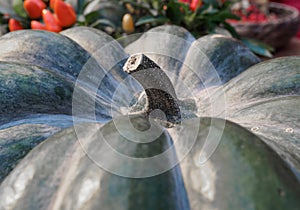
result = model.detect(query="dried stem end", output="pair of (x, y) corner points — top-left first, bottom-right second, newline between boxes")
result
(123, 54), (181, 126)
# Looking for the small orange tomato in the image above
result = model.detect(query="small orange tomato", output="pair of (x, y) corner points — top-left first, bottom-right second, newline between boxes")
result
(23, 0), (47, 19)
(30, 20), (47, 30)
(54, 0), (76, 28)
(8, 19), (24, 31)
(122, 13), (135, 34)
(42, 9), (62, 32)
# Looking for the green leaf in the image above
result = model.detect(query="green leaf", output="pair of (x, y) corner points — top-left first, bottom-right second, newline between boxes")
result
(89, 18), (116, 29)
(215, 10), (240, 21)
(202, 4), (219, 15)
(135, 16), (169, 27)
(241, 38), (274, 58)
(13, 0), (27, 18)
(83, 1), (124, 27)
(84, 10), (101, 25)
(77, 0), (88, 14)
(166, 0), (185, 24)
(121, 0), (151, 11)
(222, 21), (240, 39)
(203, 0), (219, 6)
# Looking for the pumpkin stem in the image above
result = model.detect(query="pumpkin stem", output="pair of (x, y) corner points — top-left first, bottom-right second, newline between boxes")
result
(123, 54), (181, 126)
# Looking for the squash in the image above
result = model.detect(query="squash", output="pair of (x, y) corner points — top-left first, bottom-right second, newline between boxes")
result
(0, 61), (74, 182)
(0, 25), (299, 210)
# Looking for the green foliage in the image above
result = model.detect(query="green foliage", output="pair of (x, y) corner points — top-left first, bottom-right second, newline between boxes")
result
(241, 38), (275, 58)
(77, 0), (125, 35)
(12, 0), (27, 19)
(119, 0), (240, 37)
(0, 0), (273, 57)
(79, 0), (241, 38)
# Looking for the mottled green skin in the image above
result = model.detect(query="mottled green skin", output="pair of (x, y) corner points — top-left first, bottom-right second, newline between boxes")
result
(0, 117), (190, 210)
(0, 124), (61, 183)
(61, 26), (129, 100)
(0, 30), (93, 183)
(198, 56), (300, 176)
(0, 30), (92, 81)
(220, 56), (300, 102)
(61, 27), (127, 62)
(0, 25), (299, 210)
(125, 26), (260, 94)
(0, 29), (115, 184)
(0, 62), (73, 124)
(0, 114), (74, 183)
(179, 34), (261, 90)
(180, 118), (300, 210)
(195, 34), (261, 83)
(0, 117), (299, 210)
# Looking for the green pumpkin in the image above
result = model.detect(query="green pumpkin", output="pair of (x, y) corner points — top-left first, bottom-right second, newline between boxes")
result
(0, 25), (299, 210)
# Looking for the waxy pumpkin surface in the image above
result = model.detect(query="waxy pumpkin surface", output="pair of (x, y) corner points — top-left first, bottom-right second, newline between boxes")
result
(0, 26), (299, 210)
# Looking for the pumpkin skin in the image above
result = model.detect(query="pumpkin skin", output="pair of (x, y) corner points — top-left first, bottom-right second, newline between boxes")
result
(125, 25), (260, 86)
(0, 61), (74, 182)
(1, 117), (300, 210)
(0, 62), (74, 124)
(0, 30), (91, 81)
(198, 56), (300, 174)
(0, 25), (299, 210)
(0, 114), (74, 183)
(0, 28), (124, 181)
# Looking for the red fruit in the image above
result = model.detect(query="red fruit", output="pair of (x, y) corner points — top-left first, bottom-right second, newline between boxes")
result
(8, 19), (23, 31)
(23, 0), (47, 19)
(248, 13), (257, 22)
(178, 0), (191, 3)
(190, 0), (202, 12)
(257, 13), (267, 22)
(241, 16), (247, 22)
(49, 0), (59, 10)
(42, 9), (62, 32)
(54, 0), (76, 27)
(246, 5), (256, 13)
(31, 20), (47, 30)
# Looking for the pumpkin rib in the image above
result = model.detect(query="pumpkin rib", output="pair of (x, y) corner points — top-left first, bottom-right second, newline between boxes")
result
(0, 30), (93, 82)
(0, 115), (74, 184)
(61, 26), (131, 104)
(0, 113), (95, 184)
(0, 29), (124, 123)
(225, 96), (300, 179)
(180, 117), (300, 209)
(179, 34), (261, 91)
(0, 61), (75, 125)
(197, 56), (300, 179)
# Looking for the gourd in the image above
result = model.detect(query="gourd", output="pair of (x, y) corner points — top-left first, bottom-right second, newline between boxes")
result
(0, 25), (299, 210)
